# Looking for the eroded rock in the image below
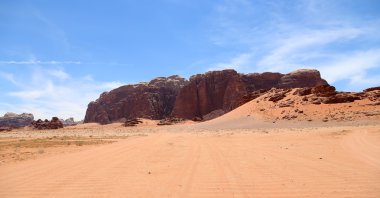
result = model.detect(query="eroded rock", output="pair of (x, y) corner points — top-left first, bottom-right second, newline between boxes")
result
(0, 112), (34, 128)
(30, 117), (63, 130)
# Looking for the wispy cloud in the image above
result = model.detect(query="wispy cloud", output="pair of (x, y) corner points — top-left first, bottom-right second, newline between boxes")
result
(0, 72), (18, 85)
(1, 67), (124, 120)
(206, 0), (380, 91)
(0, 60), (81, 65)
(210, 53), (253, 71)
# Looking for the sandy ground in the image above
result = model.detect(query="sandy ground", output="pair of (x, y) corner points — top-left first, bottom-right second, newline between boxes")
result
(1, 92), (380, 197)
(0, 123), (380, 198)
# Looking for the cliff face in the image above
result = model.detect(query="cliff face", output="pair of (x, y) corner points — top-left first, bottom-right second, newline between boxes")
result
(84, 75), (188, 124)
(171, 70), (246, 119)
(84, 69), (329, 123)
(0, 112), (34, 128)
(171, 69), (328, 120)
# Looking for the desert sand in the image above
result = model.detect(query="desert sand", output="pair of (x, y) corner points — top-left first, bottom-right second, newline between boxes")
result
(1, 96), (380, 197)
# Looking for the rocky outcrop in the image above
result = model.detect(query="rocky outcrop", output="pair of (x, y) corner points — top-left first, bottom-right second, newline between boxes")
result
(85, 69), (329, 124)
(157, 117), (184, 126)
(60, 117), (80, 126)
(30, 117), (63, 130)
(124, 118), (143, 127)
(0, 112), (34, 128)
(278, 69), (328, 88)
(364, 86), (380, 92)
(171, 70), (246, 119)
(84, 75), (188, 124)
(293, 85), (370, 104)
(171, 69), (328, 120)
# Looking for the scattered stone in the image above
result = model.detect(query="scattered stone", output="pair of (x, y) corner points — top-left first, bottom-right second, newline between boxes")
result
(294, 88), (312, 96)
(157, 117), (184, 126)
(124, 118), (143, 127)
(361, 111), (380, 116)
(282, 115), (297, 120)
(278, 100), (294, 107)
(322, 93), (360, 104)
(311, 85), (336, 97)
(268, 89), (291, 102)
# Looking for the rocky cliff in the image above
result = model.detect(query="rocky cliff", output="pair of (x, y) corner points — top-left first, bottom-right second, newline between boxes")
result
(0, 112), (34, 128)
(171, 69), (328, 119)
(84, 75), (188, 124)
(84, 69), (329, 124)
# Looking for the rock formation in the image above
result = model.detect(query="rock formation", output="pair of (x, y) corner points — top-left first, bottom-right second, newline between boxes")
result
(293, 85), (363, 104)
(277, 69), (328, 88)
(0, 112), (34, 128)
(84, 75), (188, 124)
(171, 69), (328, 120)
(30, 117), (63, 130)
(84, 69), (330, 124)
(171, 70), (247, 119)
(85, 69), (329, 124)
(60, 117), (81, 126)
(124, 118), (143, 127)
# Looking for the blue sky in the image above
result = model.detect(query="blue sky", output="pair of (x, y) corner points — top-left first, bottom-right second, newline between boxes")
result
(1, 0), (380, 120)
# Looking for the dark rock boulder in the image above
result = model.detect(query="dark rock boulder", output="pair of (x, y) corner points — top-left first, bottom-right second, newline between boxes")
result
(311, 85), (336, 97)
(84, 75), (188, 124)
(267, 89), (291, 102)
(30, 117), (63, 130)
(0, 112), (34, 128)
(322, 93), (360, 104)
(124, 118), (143, 127)
(157, 117), (184, 126)
(294, 87), (312, 96)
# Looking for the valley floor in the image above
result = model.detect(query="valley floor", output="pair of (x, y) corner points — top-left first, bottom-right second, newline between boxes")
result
(0, 124), (380, 197)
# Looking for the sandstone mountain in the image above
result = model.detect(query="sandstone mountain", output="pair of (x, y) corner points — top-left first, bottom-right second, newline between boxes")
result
(84, 69), (328, 124)
(171, 69), (328, 119)
(0, 112), (34, 128)
(84, 75), (188, 124)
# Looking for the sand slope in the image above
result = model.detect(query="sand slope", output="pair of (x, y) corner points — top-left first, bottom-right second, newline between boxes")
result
(1, 126), (379, 197)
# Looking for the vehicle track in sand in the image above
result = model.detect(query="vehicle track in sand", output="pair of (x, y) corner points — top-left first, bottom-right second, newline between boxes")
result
(1, 127), (380, 197)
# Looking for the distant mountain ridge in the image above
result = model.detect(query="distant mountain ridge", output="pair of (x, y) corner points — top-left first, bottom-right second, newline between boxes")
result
(84, 69), (328, 124)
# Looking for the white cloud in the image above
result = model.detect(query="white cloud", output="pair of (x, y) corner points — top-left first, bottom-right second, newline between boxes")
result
(8, 90), (45, 99)
(206, 0), (380, 91)
(257, 27), (363, 71)
(47, 69), (70, 80)
(1, 67), (124, 120)
(0, 60), (81, 65)
(0, 72), (18, 85)
(210, 53), (254, 71)
(319, 49), (380, 84)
